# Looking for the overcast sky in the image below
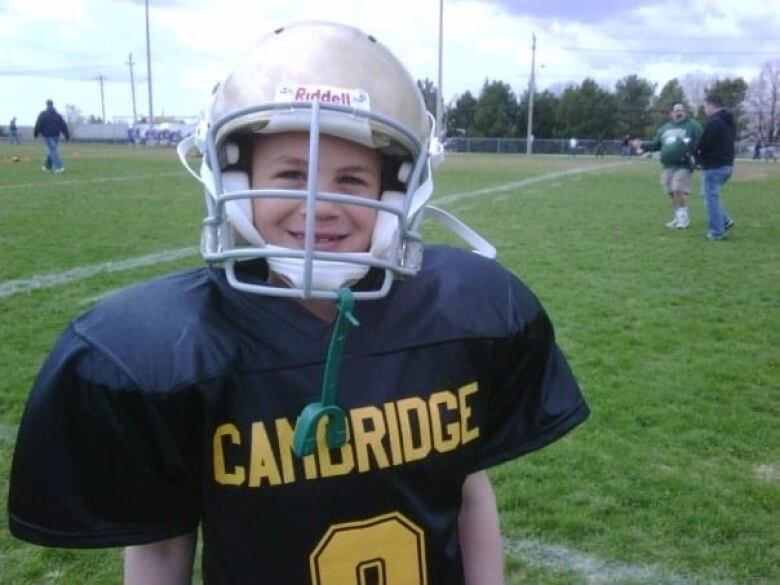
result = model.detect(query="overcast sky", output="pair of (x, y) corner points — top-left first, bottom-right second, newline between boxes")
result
(1, 0), (779, 126)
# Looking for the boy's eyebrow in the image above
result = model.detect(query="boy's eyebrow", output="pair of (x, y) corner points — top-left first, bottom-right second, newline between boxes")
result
(270, 155), (379, 176)
(271, 155), (308, 166)
(337, 164), (380, 176)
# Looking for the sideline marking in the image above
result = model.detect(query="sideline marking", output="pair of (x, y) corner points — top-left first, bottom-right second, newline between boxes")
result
(1, 162), (624, 300)
(0, 248), (198, 299)
(504, 537), (733, 585)
(433, 161), (626, 206)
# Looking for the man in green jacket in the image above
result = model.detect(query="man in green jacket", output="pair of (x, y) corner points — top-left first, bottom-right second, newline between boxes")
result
(645, 103), (702, 229)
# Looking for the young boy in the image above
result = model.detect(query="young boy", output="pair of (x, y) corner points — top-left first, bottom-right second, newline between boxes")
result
(9, 21), (589, 584)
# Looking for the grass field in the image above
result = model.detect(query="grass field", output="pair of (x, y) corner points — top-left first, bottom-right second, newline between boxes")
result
(1, 141), (778, 584)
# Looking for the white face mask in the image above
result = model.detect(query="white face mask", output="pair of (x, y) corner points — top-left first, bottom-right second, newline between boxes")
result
(177, 101), (434, 300)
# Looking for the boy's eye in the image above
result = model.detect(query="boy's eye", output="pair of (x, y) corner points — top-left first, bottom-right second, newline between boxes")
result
(338, 175), (367, 186)
(275, 170), (306, 181)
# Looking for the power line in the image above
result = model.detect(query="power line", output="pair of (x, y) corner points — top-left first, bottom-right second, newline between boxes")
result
(526, 32), (536, 155)
(0, 65), (115, 75)
(561, 47), (780, 55)
(594, 36), (780, 41)
(127, 53), (138, 124)
(97, 74), (106, 122)
(0, 65), (146, 82)
(145, 0), (155, 129)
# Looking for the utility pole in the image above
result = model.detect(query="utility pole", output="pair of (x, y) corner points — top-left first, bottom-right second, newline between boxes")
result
(98, 74), (106, 123)
(436, 0), (444, 139)
(145, 0), (154, 129)
(127, 52), (138, 124)
(526, 32), (536, 155)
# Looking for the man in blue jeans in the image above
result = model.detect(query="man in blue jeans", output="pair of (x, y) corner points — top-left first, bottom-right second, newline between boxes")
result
(696, 94), (735, 241)
(33, 99), (70, 173)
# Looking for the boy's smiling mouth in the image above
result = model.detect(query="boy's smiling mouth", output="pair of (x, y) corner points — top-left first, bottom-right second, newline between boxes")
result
(288, 231), (349, 251)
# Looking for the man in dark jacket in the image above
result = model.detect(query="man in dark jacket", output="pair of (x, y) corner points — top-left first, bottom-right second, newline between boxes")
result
(696, 94), (735, 241)
(34, 99), (70, 173)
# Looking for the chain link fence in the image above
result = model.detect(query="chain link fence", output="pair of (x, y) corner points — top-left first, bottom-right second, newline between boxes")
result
(443, 137), (779, 160)
(443, 138), (625, 156)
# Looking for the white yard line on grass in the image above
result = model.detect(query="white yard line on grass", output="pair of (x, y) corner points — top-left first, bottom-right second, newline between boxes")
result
(0, 248), (198, 299)
(0, 423), (18, 443)
(1, 162), (625, 300)
(504, 538), (733, 585)
(0, 171), (185, 192)
(432, 160), (625, 206)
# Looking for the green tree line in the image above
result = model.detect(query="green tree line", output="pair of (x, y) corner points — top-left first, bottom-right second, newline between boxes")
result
(418, 74), (750, 141)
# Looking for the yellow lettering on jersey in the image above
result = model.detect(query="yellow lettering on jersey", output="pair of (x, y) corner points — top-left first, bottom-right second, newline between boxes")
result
(397, 397), (432, 463)
(317, 416), (356, 477)
(383, 402), (404, 466)
(275, 416), (321, 481)
(429, 390), (460, 452)
(459, 383), (480, 444)
(249, 422), (282, 487)
(211, 381), (481, 488)
(274, 418), (302, 484)
(213, 423), (246, 486)
(350, 406), (390, 472)
(310, 512), (427, 585)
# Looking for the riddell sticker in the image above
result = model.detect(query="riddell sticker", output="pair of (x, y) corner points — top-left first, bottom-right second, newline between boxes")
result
(276, 85), (370, 110)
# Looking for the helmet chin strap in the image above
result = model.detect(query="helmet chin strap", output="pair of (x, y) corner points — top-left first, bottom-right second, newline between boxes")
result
(267, 252), (372, 293)
(293, 288), (360, 457)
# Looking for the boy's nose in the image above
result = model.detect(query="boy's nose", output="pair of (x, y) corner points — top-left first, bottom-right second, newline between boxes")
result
(298, 189), (341, 219)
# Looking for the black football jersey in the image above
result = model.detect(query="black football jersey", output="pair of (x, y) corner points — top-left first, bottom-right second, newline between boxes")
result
(9, 246), (589, 584)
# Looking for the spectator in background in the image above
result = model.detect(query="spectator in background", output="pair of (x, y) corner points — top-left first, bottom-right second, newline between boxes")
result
(9, 116), (21, 145)
(644, 103), (702, 229)
(127, 126), (142, 145)
(753, 139), (762, 161)
(696, 93), (736, 241)
(569, 137), (578, 157)
(621, 134), (630, 157)
(33, 99), (70, 173)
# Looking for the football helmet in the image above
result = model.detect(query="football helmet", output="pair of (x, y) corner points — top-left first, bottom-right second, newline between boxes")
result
(178, 20), (494, 300)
